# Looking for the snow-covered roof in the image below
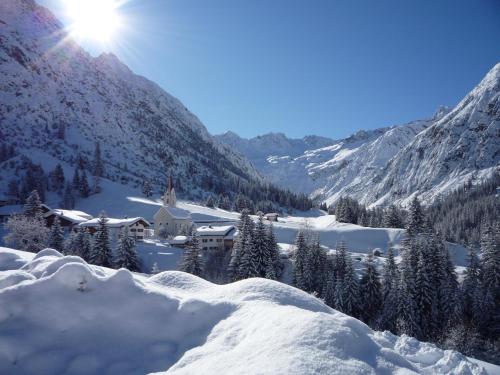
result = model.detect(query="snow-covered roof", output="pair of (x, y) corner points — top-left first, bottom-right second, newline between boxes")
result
(0, 205), (23, 216)
(44, 209), (93, 224)
(159, 206), (192, 220)
(79, 217), (150, 228)
(170, 235), (189, 245)
(196, 225), (235, 237)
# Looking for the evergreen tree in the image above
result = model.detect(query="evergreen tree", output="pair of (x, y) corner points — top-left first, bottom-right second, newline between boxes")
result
(180, 233), (203, 277)
(266, 223), (281, 280)
(339, 255), (359, 317)
(414, 245), (435, 340)
(359, 254), (382, 325)
(292, 230), (309, 289)
(205, 195), (215, 208)
(115, 226), (141, 272)
(90, 212), (113, 267)
(248, 215), (270, 278)
(397, 246), (420, 337)
(79, 171), (90, 198)
(379, 244), (399, 332)
(462, 246), (481, 324)
(4, 213), (49, 253)
(406, 196), (425, 237)
(93, 141), (105, 177)
(383, 205), (402, 228)
(50, 164), (65, 192)
(323, 260), (336, 308)
(48, 217), (65, 252)
(72, 168), (80, 190)
(23, 190), (43, 218)
(61, 182), (75, 209)
(142, 180), (153, 197)
(228, 210), (253, 281)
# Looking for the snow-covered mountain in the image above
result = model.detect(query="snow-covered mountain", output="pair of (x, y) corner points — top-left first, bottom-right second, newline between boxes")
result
(0, 247), (493, 375)
(0, 0), (262, 199)
(218, 64), (499, 207)
(369, 64), (500, 206)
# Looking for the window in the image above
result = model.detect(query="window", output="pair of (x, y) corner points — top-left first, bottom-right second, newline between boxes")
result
(130, 228), (137, 232)
(209, 239), (213, 242)
(137, 229), (144, 232)
(216, 239), (222, 242)
(202, 239), (208, 243)
(203, 247), (208, 250)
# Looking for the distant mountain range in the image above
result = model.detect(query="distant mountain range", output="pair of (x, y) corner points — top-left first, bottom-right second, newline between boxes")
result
(217, 65), (499, 206)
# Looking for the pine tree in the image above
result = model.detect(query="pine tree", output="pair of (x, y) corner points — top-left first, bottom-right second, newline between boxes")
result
(50, 164), (65, 192)
(414, 245), (435, 340)
(23, 190), (43, 218)
(205, 195), (215, 208)
(90, 212), (113, 267)
(48, 217), (65, 252)
(379, 244), (399, 332)
(93, 141), (105, 177)
(61, 182), (75, 209)
(383, 205), (402, 228)
(248, 215), (270, 278)
(292, 230), (309, 289)
(406, 196), (425, 237)
(359, 254), (382, 325)
(115, 226), (141, 272)
(180, 233), (203, 277)
(397, 246), (420, 337)
(339, 255), (359, 317)
(228, 210), (253, 281)
(79, 171), (90, 198)
(142, 180), (153, 197)
(323, 261), (336, 308)
(72, 168), (80, 191)
(266, 223), (281, 280)
(462, 246), (481, 324)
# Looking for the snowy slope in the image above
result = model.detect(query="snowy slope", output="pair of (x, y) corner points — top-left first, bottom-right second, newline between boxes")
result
(0, 0), (261, 199)
(0, 247), (494, 375)
(370, 63), (500, 206)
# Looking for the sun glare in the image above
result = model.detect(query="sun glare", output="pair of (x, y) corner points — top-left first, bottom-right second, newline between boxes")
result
(65, 0), (122, 43)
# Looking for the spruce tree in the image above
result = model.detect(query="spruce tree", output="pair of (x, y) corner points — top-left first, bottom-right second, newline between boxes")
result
(142, 180), (153, 197)
(228, 210), (253, 281)
(379, 244), (399, 332)
(90, 212), (113, 267)
(93, 141), (105, 177)
(151, 262), (160, 274)
(24, 190), (43, 218)
(339, 255), (359, 317)
(266, 223), (281, 280)
(359, 254), (382, 325)
(180, 233), (203, 277)
(61, 182), (75, 209)
(115, 226), (141, 272)
(406, 196), (425, 237)
(462, 246), (481, 324)
(49, 217), (65, 252)
(248, 215), (269, 277)
(79, 171), (90, 198)
(72, 168), (80, 190)
(292, 230), (308, 289)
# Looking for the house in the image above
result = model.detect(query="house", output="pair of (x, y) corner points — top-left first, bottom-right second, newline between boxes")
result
(44, 209), (93, 229)
(154, 176), (193, 237)
(0, 193), (20, 207)
(196, 225), (237, 251)
(0, 204), (23, 223)
(79, 217), (151, 241)
(264, 213), (279, 222)
(169, 235), (190, 248)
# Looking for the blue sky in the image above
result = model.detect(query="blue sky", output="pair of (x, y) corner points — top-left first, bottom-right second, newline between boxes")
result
(41, 0), (500, 139)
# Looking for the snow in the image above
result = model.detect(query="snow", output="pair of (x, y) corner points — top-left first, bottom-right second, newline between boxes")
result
(44, 209), (93, 223)
(196, 225), (235, 236)
(79, 216), (150, 228)
(0, 247), (495, 375)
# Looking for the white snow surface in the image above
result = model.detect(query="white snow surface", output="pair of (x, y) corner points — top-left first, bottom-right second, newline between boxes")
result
(0, 247), (496, 375)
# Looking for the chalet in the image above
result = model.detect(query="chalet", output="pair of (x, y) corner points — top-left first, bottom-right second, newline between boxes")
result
(196, 225), (237, 251)
(154, 176), (193, 237)
(169, 235), (190, 248)
(79, 217), (150, 241)
(44, 209), (93, 229)
(264, 213), (279, 222)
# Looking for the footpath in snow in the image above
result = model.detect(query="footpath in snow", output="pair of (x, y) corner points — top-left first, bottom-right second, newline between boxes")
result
(0, 247), (496, 375)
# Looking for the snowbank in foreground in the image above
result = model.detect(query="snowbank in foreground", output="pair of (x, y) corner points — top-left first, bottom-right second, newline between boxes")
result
(0, 248), (493, 375)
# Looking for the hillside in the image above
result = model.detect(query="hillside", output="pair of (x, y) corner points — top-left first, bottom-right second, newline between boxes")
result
(0, 247), (494, 375)
(0, 0), (289, 203)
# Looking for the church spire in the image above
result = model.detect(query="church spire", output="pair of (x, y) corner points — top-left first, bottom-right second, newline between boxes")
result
(163, 174), (177, 207)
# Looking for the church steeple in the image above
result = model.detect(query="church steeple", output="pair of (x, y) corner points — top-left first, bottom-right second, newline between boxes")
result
(163, 175), (177, 207)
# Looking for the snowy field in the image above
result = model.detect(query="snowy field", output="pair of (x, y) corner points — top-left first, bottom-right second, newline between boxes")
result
(0, 247), (497, 375)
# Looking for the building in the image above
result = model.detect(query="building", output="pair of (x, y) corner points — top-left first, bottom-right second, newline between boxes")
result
(79, 217), (150, 241)
(264, 213), (279, 222)
(196, 225), (237, 251)
(154, 176), (192, 237)
(44, 209), (93, 230)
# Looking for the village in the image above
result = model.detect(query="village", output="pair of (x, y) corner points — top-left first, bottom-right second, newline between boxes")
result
(0, 177), (280, 257)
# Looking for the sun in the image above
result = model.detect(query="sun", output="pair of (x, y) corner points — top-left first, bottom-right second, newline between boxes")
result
(65, 0), (122, 43)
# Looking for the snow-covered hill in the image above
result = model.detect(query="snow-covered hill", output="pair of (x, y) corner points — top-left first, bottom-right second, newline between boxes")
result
(0, 0), (262, 199)
(0, 247), (495, 375)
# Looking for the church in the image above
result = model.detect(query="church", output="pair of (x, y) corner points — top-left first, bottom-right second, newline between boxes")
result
(153, 176), (192, 238)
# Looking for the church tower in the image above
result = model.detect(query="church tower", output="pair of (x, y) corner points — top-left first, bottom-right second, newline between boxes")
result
(162, 175), (177, 207)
